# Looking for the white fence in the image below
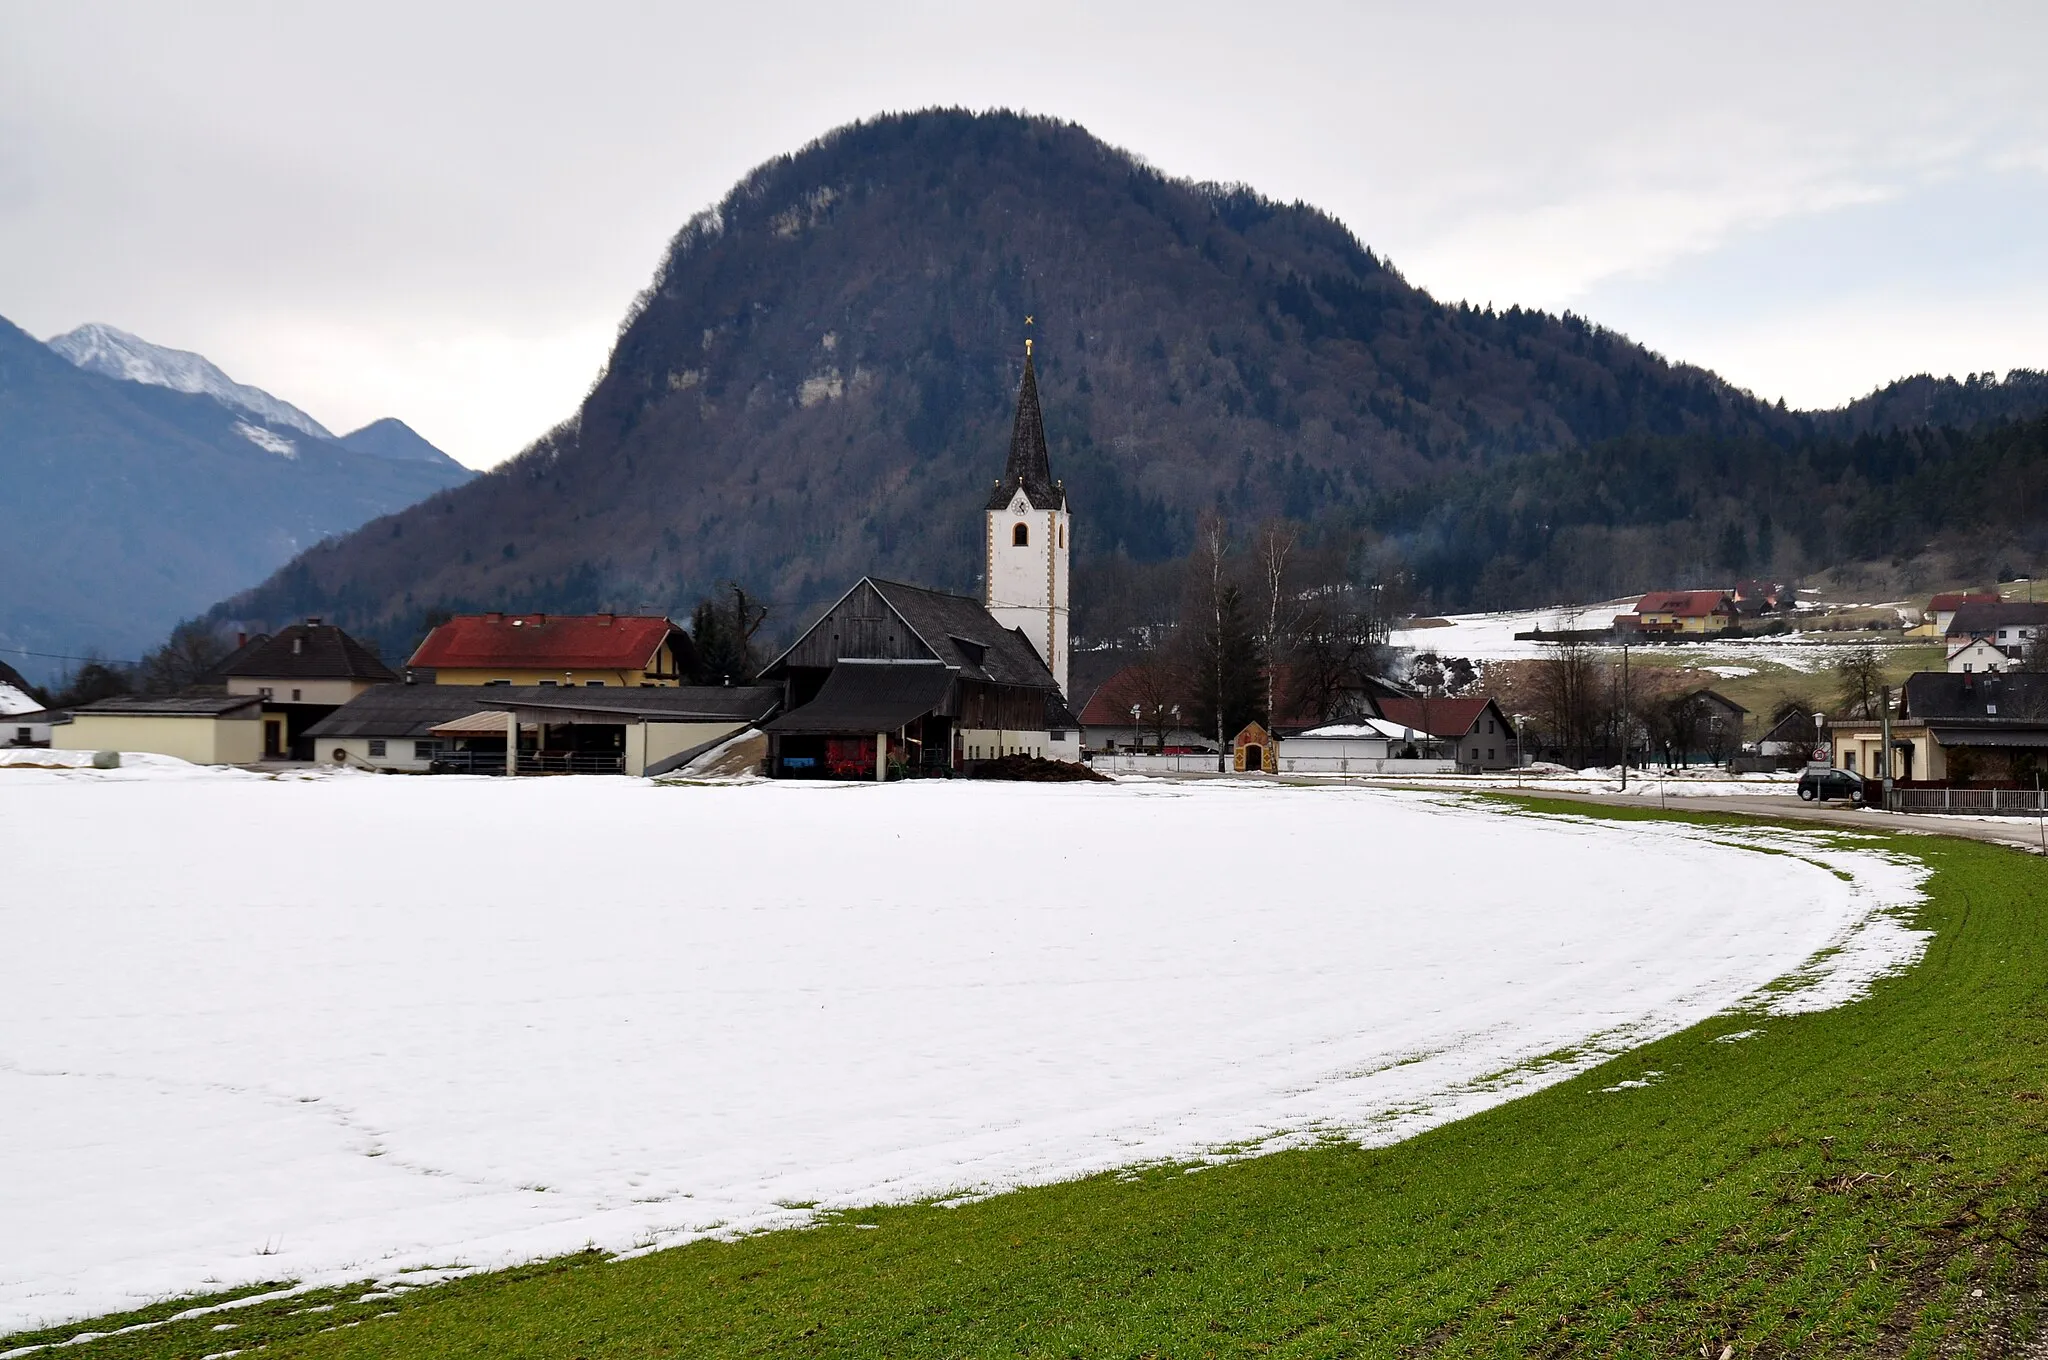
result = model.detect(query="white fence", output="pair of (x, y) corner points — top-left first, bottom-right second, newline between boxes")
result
(1088, 753), (1458, 776)
(1278, 756), (1458, 776)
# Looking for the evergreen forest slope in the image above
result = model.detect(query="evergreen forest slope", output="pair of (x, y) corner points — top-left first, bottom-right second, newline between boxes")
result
(207, 110), (2048, 657)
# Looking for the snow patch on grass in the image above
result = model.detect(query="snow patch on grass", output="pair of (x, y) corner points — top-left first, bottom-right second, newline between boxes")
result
(0, 779), (1924, 1331)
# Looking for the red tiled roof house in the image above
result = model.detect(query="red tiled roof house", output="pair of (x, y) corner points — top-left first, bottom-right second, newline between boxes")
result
(1622, 590), (1739, 635)
(409, 613), (698, 687)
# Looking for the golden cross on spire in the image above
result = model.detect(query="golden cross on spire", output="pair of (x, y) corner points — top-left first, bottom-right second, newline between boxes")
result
(1024, 314), (1034, 357)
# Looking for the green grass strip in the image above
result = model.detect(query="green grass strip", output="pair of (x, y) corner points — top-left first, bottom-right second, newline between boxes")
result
(14, 805), (2048, 1358)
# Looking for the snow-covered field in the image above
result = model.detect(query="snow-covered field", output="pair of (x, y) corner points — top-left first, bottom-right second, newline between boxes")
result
(1392, 604), (1917, 672)
(0, 764), (1925, 1332)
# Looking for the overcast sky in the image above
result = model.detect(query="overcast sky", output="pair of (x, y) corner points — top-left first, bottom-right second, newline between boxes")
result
(3, 2), (2043, 468)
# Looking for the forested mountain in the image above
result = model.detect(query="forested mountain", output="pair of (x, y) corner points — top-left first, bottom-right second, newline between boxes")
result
(203, 110), (2048, 660)
(1827, 369), (2048, 438)
(0, 316), (471, 681)
(207, 110), (1814, 655)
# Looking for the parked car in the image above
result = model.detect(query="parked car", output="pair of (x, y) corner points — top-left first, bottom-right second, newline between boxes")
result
(1798, 767), (1875, 804)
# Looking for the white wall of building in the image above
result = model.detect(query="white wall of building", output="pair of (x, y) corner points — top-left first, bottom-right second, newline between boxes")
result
(984, 493), (1070, 695)
(319, 736), (440, 770)
(958, 726), (1078, 764)
(58, 714), (262, 765)
(1948, 638), (2009, 673)
(226, 677), (376, 705)
(627, 721), (750, 776)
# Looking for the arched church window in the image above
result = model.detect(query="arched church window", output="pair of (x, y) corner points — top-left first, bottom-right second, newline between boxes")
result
(1013, 522), (1029, 547)
(1058, 525), (1065, 548)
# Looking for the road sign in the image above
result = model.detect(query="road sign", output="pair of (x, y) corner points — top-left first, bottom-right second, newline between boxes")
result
(1813, 745), (1829, 761)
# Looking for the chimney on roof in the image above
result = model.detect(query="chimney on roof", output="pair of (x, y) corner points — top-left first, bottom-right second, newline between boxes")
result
(535, 613), (546, 624)
(599, 612), (614, 624)
(487, 612), (503, 623)
(306, 616), (322, 626)
(236, 631), (246, 648)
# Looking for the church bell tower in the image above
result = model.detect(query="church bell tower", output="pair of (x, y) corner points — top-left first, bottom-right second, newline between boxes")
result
(984, 338), (1070, 695)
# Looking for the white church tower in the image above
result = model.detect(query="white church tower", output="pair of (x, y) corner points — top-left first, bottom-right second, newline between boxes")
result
(984, 339), (1070, 695)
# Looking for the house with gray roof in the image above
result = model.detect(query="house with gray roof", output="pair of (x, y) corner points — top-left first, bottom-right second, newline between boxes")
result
(218, 618), (400, 758)
(303, 682), (781, 775)
(761, 576), (1080, 778)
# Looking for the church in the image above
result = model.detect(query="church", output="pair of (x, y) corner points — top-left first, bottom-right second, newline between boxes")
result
(760, 341), (1081, 778)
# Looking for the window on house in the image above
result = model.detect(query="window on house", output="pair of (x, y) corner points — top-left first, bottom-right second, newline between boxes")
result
(1845, 750), (1857, 772)
(259, 686), (273, 699)
(15, 727), (29, 743)
(586, 680), (604, 687)
(538, 679), (557, 687)
(413, 740), (440, 759)
(1013, 523), (1029, 546)
(487, 679), (511, 686)
(1488, 748), (1495, 760)
(291, 689), (302, 701)
(368, 740), (386, 757)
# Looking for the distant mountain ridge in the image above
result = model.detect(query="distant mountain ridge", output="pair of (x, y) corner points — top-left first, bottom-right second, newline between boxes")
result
(0, 315), (471, 682)
(43, 322), (466, 472)
(48, 322), (335, 439)
(336, 416), (465, 469)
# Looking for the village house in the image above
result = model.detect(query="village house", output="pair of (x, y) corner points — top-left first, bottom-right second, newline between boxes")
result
(1618, 590), (1740, 635)
(1924, 591), (2002, 638)
(302, 682), (780, 775)
(1077, 684), (1215, 754)
(5, 706), (66, 748)
(408, 613), (697, 687)
(1943, 601), (2048, 672)
(760, 578), (1078, 778)
(1827, 670), (2048, 784)
(1730, 580), (1789, 617)
(52, 694), (266, 765)
(218, 618), (398, 759)
(1373, 696), (1520, 770)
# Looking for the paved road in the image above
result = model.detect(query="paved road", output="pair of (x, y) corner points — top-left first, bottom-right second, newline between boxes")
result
(1500, 788), (2048, 853)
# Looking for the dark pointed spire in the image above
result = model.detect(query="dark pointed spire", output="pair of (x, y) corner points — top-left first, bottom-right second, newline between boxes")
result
(987, 342), (1065, 511)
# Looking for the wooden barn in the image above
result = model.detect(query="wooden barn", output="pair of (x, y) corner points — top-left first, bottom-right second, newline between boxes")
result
(762, 577), (1080, 778)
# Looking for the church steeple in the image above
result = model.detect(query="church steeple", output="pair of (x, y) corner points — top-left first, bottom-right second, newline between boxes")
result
(983, 336), (1072, 695)
(986, 345), (1065, 512)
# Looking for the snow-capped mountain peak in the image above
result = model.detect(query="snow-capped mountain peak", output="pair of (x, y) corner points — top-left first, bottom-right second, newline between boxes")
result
(46, 323), (335, 440)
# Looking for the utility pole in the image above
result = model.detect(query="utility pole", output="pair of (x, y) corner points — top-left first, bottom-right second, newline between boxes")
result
(1619, 643), (1630, 791)
(1880, 683), (1894, 810)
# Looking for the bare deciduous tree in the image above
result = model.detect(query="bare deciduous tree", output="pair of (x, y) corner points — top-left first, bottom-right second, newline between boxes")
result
(1107, 635), (1183, 751)
(1255, 519), (1299, 728)
(1833, 645), (1886, 720)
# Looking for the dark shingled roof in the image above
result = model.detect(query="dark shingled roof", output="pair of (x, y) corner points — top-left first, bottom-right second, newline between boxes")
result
(73, 694), (265, 718)
(1943, 601), (2048, 639)
(984, 352), (1065, 512)
(221, 621), (398, 682)
(764, 661), (954, 734)
(1902, 671), (2048, 723)
(865, 579), (1063, 689)
(304, 684), (780, 739)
